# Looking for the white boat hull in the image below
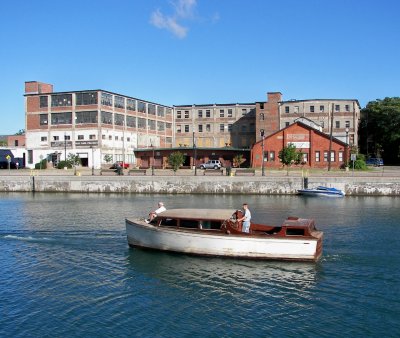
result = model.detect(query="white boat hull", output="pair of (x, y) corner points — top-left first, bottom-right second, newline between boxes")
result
(126, 220), (320, 261)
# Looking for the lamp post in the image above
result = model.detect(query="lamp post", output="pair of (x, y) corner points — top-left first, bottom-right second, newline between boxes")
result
(260, 129), (265, 176)
(151, 143), (155, 176)
(64, 132), (67, 161)
(90, 146), (94, 175)
(345, 127), (349, 145)
(193, 131), (197, 176)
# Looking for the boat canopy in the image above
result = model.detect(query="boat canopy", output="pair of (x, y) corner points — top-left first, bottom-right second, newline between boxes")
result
(158, 209), (236, 221)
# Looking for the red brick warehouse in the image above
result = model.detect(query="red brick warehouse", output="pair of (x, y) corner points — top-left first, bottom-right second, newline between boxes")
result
(251, 121), (349, 169)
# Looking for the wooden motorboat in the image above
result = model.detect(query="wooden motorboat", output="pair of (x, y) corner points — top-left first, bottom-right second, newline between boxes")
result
(297, 186), (345, 197)
(126, 209), (323, 262)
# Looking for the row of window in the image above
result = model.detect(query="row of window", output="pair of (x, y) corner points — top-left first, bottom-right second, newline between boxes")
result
(176, 123), (256, 133)
(41, 134), (133, 142)
(262, 150), (344, 163)
(39, 112), (172, 131)
(283, 120), (351, 128)
(38, 92), (171, 116)
(284, 104), (351, 114)
(176, 108), (249, 119)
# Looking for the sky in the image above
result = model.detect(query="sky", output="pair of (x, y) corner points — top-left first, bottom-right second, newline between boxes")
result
(0, 0), (399, 134)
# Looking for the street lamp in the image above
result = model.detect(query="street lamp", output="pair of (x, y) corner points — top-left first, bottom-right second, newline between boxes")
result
(64, 132), (67, 161)
(260, 129), (265, 176)
(151, 143), (155, 176)
(193, 131), (197, 176)
(90, 146), (94, 175)
(345, 127), (349, 145)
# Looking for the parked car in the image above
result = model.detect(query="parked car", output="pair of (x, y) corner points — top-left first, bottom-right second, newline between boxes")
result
(110, 161), (129, 169)
(366, 158), (384, 166)
(199, 160), (222, 170)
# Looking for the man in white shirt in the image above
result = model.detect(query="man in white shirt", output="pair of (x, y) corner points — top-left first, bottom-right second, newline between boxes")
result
(146, 202), (166, 223)
(238, 203), (251, 233)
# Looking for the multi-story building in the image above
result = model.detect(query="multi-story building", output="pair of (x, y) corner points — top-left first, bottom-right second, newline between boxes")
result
(256, 93), (361, 147)
(173, 103), (256, 149)
(24, 81), (173, 169)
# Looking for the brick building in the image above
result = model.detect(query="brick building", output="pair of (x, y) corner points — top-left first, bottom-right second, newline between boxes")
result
(24, 81), (173, 169)
(251, 121), (349, 169)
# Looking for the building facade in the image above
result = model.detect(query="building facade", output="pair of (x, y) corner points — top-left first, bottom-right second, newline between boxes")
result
(24, 81), (173, 169)
(251, 122), (349, 169)
(256, 93), (360, 147)
(173, 103), (256, 149)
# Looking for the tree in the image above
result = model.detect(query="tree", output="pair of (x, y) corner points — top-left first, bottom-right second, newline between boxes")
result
(360, 97), (400, 164)
(233, 154), (244, 168)
(15, 129), (25, 135)
(278, 143), (302, 175)
(168, 152), (185, 174)
(104, 154), (113, 164)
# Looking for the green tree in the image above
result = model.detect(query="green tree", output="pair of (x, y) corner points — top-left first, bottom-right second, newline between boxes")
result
(278, 143), (302, 175)
(104, 154), (113, 164)
(168, 152), (185, 174)
(233, 154), (243, 168)
(15, 129), (25, 135)
(360, 97), (400, 164)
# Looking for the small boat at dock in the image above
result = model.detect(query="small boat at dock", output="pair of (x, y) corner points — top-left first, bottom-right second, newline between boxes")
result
(297, 186), (345, 197)
(126, 208), (323, 262)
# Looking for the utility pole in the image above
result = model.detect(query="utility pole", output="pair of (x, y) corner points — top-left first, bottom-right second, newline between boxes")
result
(328, 103), (334, 171)
(260, 129), (265, 176)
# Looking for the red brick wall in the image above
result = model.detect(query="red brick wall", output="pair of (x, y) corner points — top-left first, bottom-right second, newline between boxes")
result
(25, 81), (53, 94)
(7, 135), (26, 147)
(26, 96), (40, 113)
(251, 122), (348, 169)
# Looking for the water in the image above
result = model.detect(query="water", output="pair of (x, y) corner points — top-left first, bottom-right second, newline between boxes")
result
(0, 193), (399, 338)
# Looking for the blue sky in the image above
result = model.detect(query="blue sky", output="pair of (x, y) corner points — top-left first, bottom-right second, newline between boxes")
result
(0, 0), (399, 134)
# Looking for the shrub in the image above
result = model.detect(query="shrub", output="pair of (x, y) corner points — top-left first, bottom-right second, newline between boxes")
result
(57, 160), (72, 169)
(34, 159), (47, 169)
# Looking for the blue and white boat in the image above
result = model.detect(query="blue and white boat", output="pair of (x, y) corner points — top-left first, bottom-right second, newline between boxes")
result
(297, 186), (345, 197)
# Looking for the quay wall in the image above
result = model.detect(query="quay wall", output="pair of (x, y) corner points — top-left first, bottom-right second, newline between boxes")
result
(1, 175), (400, 195)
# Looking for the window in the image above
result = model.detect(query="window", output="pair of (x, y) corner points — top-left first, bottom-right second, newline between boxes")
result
(331, 151), (335, 162)
(310, 106), (314, 113)
(137, 101), (146, 113)
(114, 114), (124, 126)
(177, 111), (182, 119)
(302, 153), (308, 163)
(345, 104), (350, 112)
(148, 120), (156, 130)
(242, 109), (247, 116)
(114, 96), (125, 109)
(41, 136), (47, 142)
(53, 136), (59, 141)
(323, 151), (328, 162)
(228, 109), (233, 117)
(206, 110), (211, 118)
(184, 125), (189, 133)
(228, 124), (232, 132)
(260, 103), (264, 109)
(166, 123), (172, 129)
(259, 113), (264, 120)
(148, 104), (156, 115)
(177, 125), (182, 133)
(75, 111), (98, 124)
(115, 136), (119, 141)
(157, 106), (165, 117)
(206, 124), (211, 132)
(285, 106), (289, 113)
(108, 135), (112, 140)
(198, 125), (203, 132)
(126, 116), (136, 128)
(127, 98), (136, 111)
(40, 114), (48, 125)
(64, 135), (70, 140)
(285, 122), (290, 127)
(335, 105), (340, 111)
(157, 121), (165, 131)
(101, 111), (113, 125)
(101, 93), (112, 106)
(40, 96), (48, 108)
(184, 110), (189, 118)
(78, 135), (84, 140)
(339, 151), (344, 162)
(198, 110), (203, 118)
(335, 121), (340, 128)
(102, 135), (106, 140)
(220, 109), (224, 117)
(89, 135), (96, 140)
(51, 112), (72, 125)
(321, 121), (325, 128)
(28, 150), (33, 164)
(127, 137), (131, 142)
(270, 151), (275, 161)
(220, 124), (224, 132)
(241, 125), (246, 132)
(345, 121), (350, 128)
(294, 106), (299, 114)
(51, 94), (72, 107)
(320, 105), (324, 112)
(76, 92), (97, 105)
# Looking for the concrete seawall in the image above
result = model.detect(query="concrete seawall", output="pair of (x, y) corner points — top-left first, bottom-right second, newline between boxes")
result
(1, 173), (400, 195)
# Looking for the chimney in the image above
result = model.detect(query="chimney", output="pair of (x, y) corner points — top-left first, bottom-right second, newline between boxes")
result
(25, 81), (53, 94)
(267, 92), (282, 103)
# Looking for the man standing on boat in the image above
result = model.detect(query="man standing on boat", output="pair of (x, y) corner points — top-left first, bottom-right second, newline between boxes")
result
(238, 203), (251, 233)
(146, 202), (166, 223)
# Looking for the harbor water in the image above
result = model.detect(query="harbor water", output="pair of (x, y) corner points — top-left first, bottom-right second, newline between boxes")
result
(0, 193), (399, 337)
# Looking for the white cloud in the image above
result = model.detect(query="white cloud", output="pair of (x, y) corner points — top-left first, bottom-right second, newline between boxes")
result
(150, 0), (197, 39)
